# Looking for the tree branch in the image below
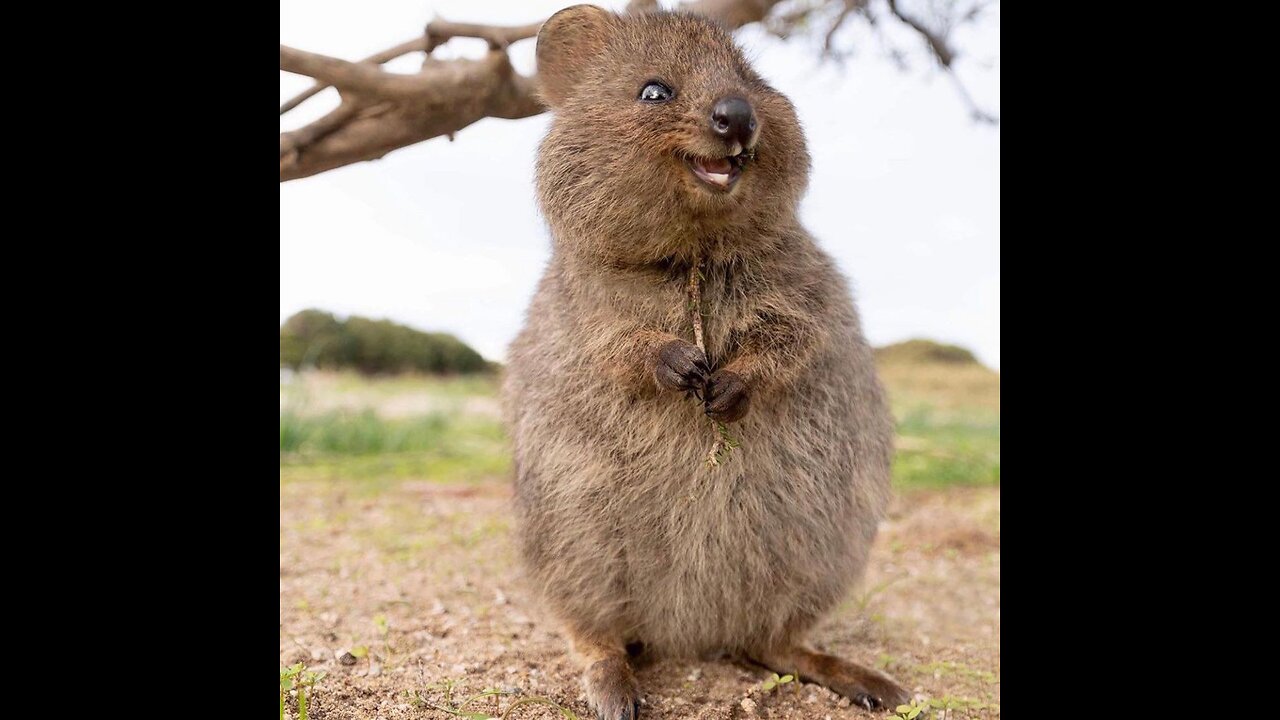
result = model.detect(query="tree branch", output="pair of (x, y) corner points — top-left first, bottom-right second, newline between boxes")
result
(885, 0), (953, 66)
(277, 0), (826, 182)
(280, 38), (428, 115)
(280, 51), (543, 181)
(945, 70), (998, 125)
(689, 0), (785, 28)
(823, 0), (869, 59)
(280, 20), (544, 117)
(883, 0), (998, 125)
(280, 101), (361, 159)
(280, 45), (437, 97)
(424, 19), (543, 50)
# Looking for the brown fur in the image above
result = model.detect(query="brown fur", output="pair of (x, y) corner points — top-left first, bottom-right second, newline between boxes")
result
(503, 6), (907, 716)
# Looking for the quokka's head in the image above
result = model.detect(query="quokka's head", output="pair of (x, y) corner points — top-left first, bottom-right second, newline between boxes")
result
(535, 5), (811, 265)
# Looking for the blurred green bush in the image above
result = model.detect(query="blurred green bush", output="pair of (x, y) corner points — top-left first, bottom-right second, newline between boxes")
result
(874, 338), (979, 366)
(280, 309), (491, 375)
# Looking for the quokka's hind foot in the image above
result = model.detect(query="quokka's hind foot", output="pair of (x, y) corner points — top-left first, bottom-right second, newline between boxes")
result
(571, 632), (641, 720)
(754, 645), (910, 712)
(584, 655), (640, 720)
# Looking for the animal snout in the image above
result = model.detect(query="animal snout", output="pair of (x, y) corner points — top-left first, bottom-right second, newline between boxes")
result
(710, 96), (757, 152)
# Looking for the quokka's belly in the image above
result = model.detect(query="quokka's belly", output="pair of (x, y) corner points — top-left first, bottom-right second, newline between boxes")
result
(514, 353), (887, 655)
(596, 398), (872, 656)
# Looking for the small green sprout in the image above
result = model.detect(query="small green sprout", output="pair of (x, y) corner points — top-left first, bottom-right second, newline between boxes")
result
(280, 663), (324, 720)
(894, 697), (927, 719)
(761, 672), (794, 692)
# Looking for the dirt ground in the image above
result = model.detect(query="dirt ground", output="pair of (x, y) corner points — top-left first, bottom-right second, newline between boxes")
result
(280, 480), (1000, 719)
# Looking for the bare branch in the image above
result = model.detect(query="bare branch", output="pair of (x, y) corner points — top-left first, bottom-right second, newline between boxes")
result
(882, 0), (997, 124)
(823, 0), (869, 58)
(280, 38), (428, 115)
(280, 45), (437, 97)
(945, 70), (998, 125)
(763, 1), (821, 40)
(424, 19), (543, 50)
(961, 0), (994, 24)
(280, 51), (544, 181)
(884, 0), (953, 65)
(280, 102), (361, 159)
(823, 6), (854, 55)
(280, 20), (542, 117)
(688, 0), (787, 28)
(279, 0), (796, 182)
(278, 0), (998, 182)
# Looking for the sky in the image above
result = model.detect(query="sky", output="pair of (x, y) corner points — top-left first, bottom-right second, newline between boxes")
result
(280, 0), (1000, 368)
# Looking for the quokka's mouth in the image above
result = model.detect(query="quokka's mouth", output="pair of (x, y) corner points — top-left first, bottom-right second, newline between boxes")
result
(687, 151), (751, 191)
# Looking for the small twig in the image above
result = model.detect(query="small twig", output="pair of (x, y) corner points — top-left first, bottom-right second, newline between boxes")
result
(688, 261), (739, 469)
(883, 0), (998, 125)
(688, 260), (706, 350)
(823, 0), (866, 58)
(885, 0), (953, 66)
(945, 69), (999, 125)
(763, 2), (818, 39)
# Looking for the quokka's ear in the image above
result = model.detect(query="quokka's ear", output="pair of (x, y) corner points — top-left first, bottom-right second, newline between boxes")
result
(536, 5), (615, 108)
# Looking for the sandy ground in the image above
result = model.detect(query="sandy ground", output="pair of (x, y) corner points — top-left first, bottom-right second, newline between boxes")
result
(280, 480), (999, 719)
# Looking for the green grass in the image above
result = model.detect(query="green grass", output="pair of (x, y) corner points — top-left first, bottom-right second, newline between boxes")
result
(280, 410), (508, 485)
(280, 374), (510, 486)
(280, 362), (1000, 489)
(320, 372), (498, 398)
(280, 410), (451, 455)
(892, 405), (1000, 489)
(282, 450), (510, 485)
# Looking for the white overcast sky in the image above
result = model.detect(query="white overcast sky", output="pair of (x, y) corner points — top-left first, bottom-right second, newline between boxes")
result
(281, 0), (1000, 368)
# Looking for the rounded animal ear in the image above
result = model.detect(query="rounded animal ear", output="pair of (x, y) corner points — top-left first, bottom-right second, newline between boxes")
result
(536, 4), (615, 108)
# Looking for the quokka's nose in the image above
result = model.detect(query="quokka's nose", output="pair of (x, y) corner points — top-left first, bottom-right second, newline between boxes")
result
(710, 96), (757, 150)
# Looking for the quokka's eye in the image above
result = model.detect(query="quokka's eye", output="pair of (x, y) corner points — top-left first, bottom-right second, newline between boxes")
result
(638, 81), (674, 103)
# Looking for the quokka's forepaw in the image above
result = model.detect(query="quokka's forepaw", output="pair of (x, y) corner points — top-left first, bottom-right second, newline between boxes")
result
(653, 339), (709, 394)
(704, 369), (750, 423)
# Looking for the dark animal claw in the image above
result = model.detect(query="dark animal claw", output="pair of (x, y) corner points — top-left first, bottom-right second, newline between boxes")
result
(854, 693), (879, 711)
